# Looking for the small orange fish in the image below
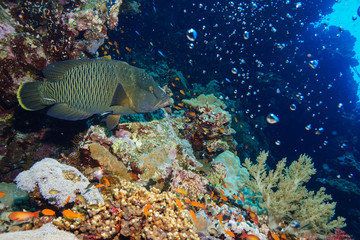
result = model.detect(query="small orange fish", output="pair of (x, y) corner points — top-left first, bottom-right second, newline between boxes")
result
(189, 209), (197, 223)
(42, 209), (55, 216)
(238, 214), (242, 222)
(240, 231), (260, 240)
(216, 213), (223, 227)
(0, 192), (6, 198)
(199, 203), (206, 210)
(232, 194), (240, 201)
(108, 41), (113, 45)
(125, 47), (132, 52)
(103, 177), (110, 186)
(176, 189), (187, 195)
(62, 196), (71, 206)
(271, 233), (280, 240)
(175, 77), (180, 81)
(248, 207), (259, 224)
(189, 112), (196, 117)
(131, 173), (139, 180)
(173, 105), (182, 110)
(178, 103), (184, 106)
(210, 191), (214, 198)
(171, 82), (176, 87)
(8, 211), (40, 221)
(116, 49), (120, 55)
(219, 188), (225, 195)
(184, 199), (191, 204)
(179, 89), (186, 95)
(222, 182), (227, 189)
(175, 198), (182, 210)
(207, 147), (212, 152)
(234, 117), (238, 122)
(95, 184), (105, 189)
(280, 234), (288, 240)
(218, 128), (225, 133)
(224, 229), (235, 237)
(191, 201), (200, 208)
(114, 41), (118, 48)
(219, 195), (228, 201)
(234, 150), (238, 156)
(104, 51), (108, 55)
(144, 204), (152, 218)
(62, 209), (85, 221)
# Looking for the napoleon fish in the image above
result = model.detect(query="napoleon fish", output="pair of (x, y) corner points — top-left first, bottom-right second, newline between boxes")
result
(17, 59), (173, 129)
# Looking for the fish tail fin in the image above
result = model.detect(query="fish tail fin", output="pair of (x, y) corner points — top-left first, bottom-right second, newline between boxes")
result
(17, 82), (46, 111)
(34, 210), (41, 218)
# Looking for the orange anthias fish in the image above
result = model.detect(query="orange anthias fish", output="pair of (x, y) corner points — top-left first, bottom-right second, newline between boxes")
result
(224, 229), (235, 238)
(179, 89), (186, 95)
(8, 211), (40, 221)
(248, 207), (259, 224)
(189, 112), (196, 117)
(62, 209), (85, 221)
(238, 214), (243, 222)
(0, 192), (6, 198)
(271, 232), (280, 240)
(232, 194), (240, 201)
(216, 213), (224, 227)
(42, 209), (55, 216)
(144, 204), (152, 218)
(219, 188), (225, 195)
(240, 231), (260, 240)
(95, 184), (105, 189)
(191, 201), (200, 208)
(219, 195), (228, 201)
(175, 199), (182, 210)
(189, 209), (197, 223)
(103, 177), (110, 186)
(176, 189), (187, 195)
(62, 196), (71, 206)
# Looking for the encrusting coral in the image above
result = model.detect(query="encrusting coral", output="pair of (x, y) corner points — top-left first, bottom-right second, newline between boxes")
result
(242, 151), (346, 237)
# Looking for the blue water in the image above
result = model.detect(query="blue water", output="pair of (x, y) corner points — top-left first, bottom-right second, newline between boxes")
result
(105, 0), (360, 237)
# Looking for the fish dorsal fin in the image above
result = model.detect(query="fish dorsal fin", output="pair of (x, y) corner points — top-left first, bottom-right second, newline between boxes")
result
(43, 59), (95, 81)
(106, 114), (121, 129)
(110, 83), (129, 107)
(47, 103), (92, 120)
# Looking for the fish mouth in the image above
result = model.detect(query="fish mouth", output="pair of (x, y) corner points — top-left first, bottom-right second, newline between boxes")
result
(155, 97), (174, 109)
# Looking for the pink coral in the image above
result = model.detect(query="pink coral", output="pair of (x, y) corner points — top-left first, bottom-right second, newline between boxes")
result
(324, 229), (353, 240)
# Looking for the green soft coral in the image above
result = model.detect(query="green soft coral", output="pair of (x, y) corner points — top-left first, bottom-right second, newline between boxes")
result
(243, 151), (346, 237)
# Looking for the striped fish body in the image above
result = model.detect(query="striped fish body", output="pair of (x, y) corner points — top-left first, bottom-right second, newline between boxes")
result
(40, 61), (132, 115)
(17, 59), (172, 129)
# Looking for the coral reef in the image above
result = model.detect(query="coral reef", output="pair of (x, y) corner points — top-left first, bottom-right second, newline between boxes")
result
(79, 114), (209, 200)
(180, 94), (236, 159)
(243, 151), (346, 237)
(53, 179), (199, 239)
(207, 151), (249, 192)
(0, 0), (138, 109)
(15, 158), (103, 206)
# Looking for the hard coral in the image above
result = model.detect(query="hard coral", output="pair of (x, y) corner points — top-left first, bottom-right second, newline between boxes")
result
(181, 94), (236, 159)
(53, 179), (200, 240)
(15, 158), (103, 206)
(243, 151), (346, 237)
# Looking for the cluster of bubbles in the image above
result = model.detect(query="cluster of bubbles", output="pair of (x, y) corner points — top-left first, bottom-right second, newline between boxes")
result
(181, 0), (352, 153)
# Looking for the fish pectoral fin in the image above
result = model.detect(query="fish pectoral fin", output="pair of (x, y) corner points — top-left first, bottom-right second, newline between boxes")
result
(106, 114), (121, 129)
(110, 83), (129, 107)
(47, 103), (92, 120)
